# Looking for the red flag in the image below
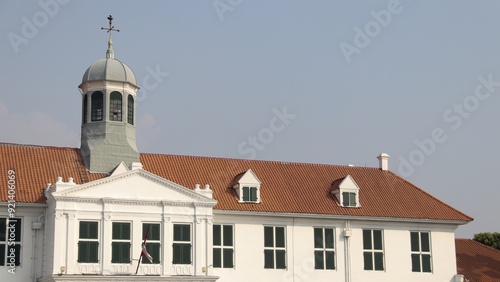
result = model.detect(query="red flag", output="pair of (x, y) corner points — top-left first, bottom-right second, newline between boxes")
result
(141, 226), (153, 263)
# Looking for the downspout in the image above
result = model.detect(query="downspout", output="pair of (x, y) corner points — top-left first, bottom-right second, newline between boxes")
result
(344, 219), (352, 282)
(32, 210), (46, 282)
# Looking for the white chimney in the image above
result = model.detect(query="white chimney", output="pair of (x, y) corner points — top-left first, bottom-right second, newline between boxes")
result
(377, 153), (390, 171)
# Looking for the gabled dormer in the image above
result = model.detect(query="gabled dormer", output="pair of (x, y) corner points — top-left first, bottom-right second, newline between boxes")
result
(330, 175), (360, 207)
(233, 169), (261, 203)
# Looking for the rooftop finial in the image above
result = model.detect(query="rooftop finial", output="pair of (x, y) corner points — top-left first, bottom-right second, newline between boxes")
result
(101, 15), (120, 59)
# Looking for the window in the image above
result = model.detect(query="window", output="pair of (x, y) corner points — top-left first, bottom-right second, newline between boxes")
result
(213, 224), (234, 268)
(410, 231), (432, 272)
(314, 227), (335, 270)
(342, 192), (356, 207)
(142, 223), (160, 264)
(127, 95), (134, 125)
(242, 186), (258, 202)
(363, 229), (384, 271)
(264, 226), (286, 269)
(82, 94), (88, 124)
(109, 91), (122, 121)
(78, 221), (98, 263)
(173, 224), (191, 264)
(91, 91), (103, 121)
(112, 222), (131, 263)
(0, 218), (21, 266)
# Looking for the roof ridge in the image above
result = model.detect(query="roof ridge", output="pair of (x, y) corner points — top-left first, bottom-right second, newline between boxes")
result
(0, 142), (78, 150)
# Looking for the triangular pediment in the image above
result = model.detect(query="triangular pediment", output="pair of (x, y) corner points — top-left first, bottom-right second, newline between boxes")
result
(236, 169), (261, 185)
(51, 169), (216, 204)
(337, 175), (360, 191)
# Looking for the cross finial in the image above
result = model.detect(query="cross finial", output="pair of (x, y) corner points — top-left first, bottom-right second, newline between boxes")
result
(101, 15), (120, 59)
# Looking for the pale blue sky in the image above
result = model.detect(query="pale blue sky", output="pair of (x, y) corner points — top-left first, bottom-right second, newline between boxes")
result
(1, 0), (499, 238)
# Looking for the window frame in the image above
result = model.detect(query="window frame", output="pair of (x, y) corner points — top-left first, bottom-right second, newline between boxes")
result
(342, 192), (357, 207)
(142, 223), (161, 264)
(78, 221), (99, 263)
(109, 91), (123, 121)
(90, 91), (104, 121)
(172, 224), (192, 265)
(242, 186), (258, 202)
(213, 224), (234, 269)
(111, 222), (131, 264)
(0, 218), (22, 266)
(362, 229), (384, 271)
(264, 226), (286, 269)
(410, 231), (432, 273)
(314, 227), (336, 270)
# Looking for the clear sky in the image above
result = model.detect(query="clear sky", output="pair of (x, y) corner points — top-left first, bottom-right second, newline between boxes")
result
(1, 0), (499, 238)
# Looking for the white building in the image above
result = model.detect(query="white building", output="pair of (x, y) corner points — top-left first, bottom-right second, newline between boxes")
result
(0, 18), (471, 282)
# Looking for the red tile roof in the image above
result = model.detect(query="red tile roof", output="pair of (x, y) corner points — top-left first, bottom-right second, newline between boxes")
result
(0, 142), (472, 221)
(456, 238), (500, 282)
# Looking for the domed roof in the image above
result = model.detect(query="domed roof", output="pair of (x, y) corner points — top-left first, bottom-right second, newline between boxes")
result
(82, 57), (137, 85)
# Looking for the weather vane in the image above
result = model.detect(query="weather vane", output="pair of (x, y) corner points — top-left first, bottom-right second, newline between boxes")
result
(101, 15), (120, 39)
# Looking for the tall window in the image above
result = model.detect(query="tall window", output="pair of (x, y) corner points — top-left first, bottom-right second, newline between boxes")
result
(127, 95), (134, 125)
(82, 94), (88, 124)
(173, 224), (191, 264)
(213, 224), (234, 268)
(314, 227), (335, 270)
(0, 218), (21, 266)
(91, 91), (103, 121)
(342, 192), (356, 207)
(363, 229), (384, 271)
(109, 91), (122, 121)
(78, 221), (98, 263)
(410, 231), (432, 273)
(242, 186), (258, 202)
(264, 226), (286, 269)
(142, 223), (161, 264)
(112, 222), (131, 263)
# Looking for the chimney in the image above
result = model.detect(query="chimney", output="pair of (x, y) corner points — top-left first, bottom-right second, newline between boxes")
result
(377, 153), (390, 171)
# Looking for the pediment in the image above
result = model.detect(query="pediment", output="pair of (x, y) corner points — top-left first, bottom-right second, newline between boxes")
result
(236, 169), (261, 185)
(337, 175), (360, 191)
(51, 169), (216, 204)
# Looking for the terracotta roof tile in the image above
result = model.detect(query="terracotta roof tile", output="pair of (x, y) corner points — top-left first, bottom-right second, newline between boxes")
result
(456, 238), (500, 282)
(0, 143), (472, 221)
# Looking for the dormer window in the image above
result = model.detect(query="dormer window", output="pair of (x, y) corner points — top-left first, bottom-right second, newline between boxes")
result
(331, 175), (360, 208)
(233, 169), (261, 203)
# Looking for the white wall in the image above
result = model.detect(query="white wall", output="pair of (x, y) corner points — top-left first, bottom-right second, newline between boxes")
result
(213, 213), (460, 282)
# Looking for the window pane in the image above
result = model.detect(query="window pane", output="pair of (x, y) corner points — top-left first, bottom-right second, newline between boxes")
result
(275, 227), (285, 248)
(78, 241), (98, 263)
(109, 91), (122, 121)
(142, 243), (160, 264)
(80, 222), (98, 239)
(264, 226), (274, 247)
(250, 187), (257, 201)
(363, 230), (372, 250)
(410, 232), (420, 252)
(325, 228), (334, 249)
(143, 224), (160, 241)
(422, 254), (431, 272)
(314, 250), (324, 269)
(91, 92), (103, 121)
(223, 225), (233, 246)
(342, 192), (349, 206)
(112, 222), (130, 240)
(411, 254), (421, 272)
(276, 250), (286, 269)
(0, 244), (4, 266)
(349, 192), (356, 206)
(420, 232), (430, 252)
(243, 187), (249, 201)
(127, 95), (134, 125)
(6, 244), (21, 266)
(173, 243), (191, 264)
(213, 248), (221, 268)
(213, 225), (221, 246)
(363, 252), (373, 270)
(264, 250), (274, 269)
(111, 242), (130, 263)
(174, 224), (190, 242)
(0, 218), (5, 241)
(373, 230), (383, 250)
(314, 228), (323, 248)
(82, 94), (88, 124)
(325, 251), (335, 270)
(374, 252), (384, 270)
(9, 219), (21, 242)
(223, 249), (234, 268)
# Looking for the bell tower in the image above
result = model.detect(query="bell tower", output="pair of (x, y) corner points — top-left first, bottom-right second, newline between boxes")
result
(78, 15), (140, 173)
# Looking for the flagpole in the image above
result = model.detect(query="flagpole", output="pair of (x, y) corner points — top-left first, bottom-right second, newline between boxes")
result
(136, 224), (151, 275)
(135, 255), (142, 275)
